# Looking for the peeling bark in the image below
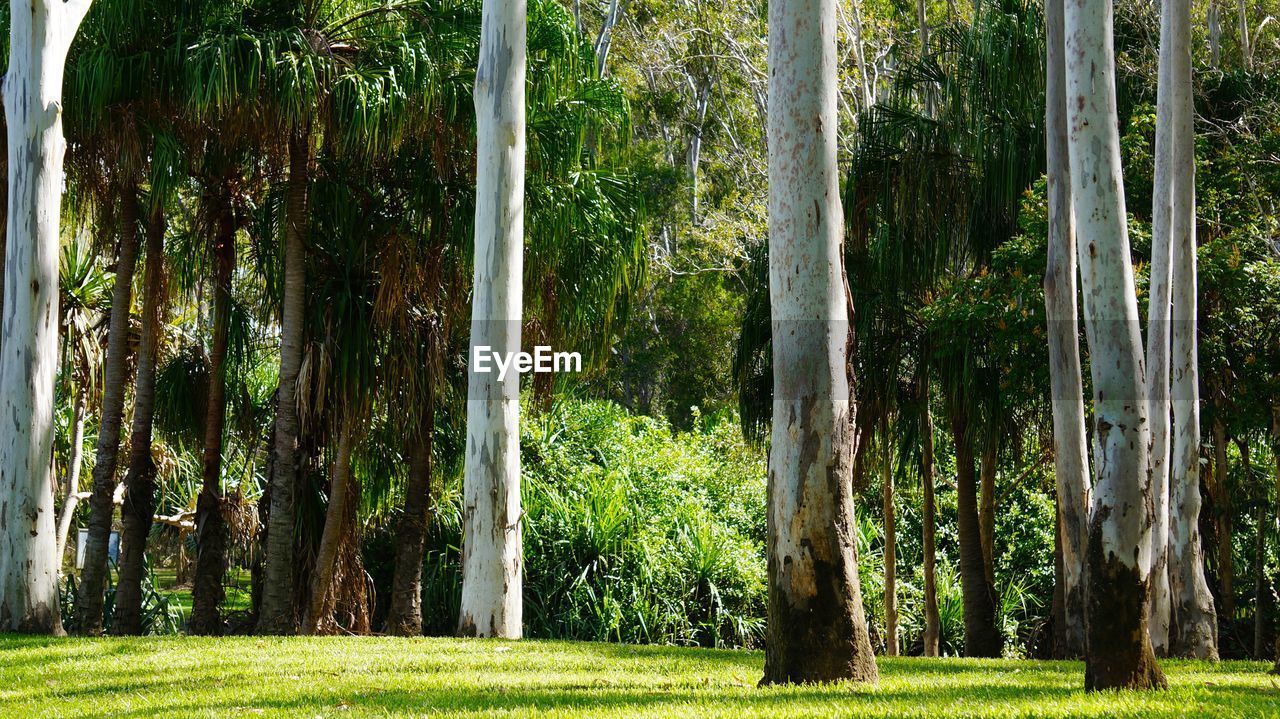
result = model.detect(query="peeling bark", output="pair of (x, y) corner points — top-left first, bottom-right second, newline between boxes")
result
(458, 0), (526, 640)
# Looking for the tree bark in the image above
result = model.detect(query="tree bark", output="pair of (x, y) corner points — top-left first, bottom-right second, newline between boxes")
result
(189, 191), (235, 636)
(1236, 0), (1251, 68)
(458, 0), (527, 640)
(882, 445), (898, 656)
(258, 129), (311, 635)
(1146, 0), (1184, 655)
(114, 204), (167, 636)
(54, 388), (88, 563)
(302, 415), (358, 635)
(761, 0), (877, 685)
(1065, 0), (1166, 689)
(979, 437), (997, 589)
(920, 380), (940, 657)
(76, 184), (142, 636)
(1043, 0), (1091, 659)
(1166, 4), (1216, 652)
(1212, 417), (1234, 621)
(949, 404), (1003, 658)
(386, 423), (434, 636)
(0, 0), (90, 636)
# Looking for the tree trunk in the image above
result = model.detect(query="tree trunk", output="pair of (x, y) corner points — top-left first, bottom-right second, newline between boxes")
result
(949, 404), (1002, 658)
(1043, 0), (1091, 659)
(920, 380), (940, 657)
(302, 415), (358, 635)
(76, 184), (142, 636)
(761, 0), (877, 685)
(458, 0), (527, 641)
(1065, 0), (1166, 689)
(882, 445), (898, 656)
(1212, 417), (1234, 621)
(1236, 0), (1251, 68)
(189, 192), (235, 636)
(1207, 2), (1222, 68)
(1145, 0), (1184, 655)
(0, 0), (90, 636)
(258, 129), (311, 635)
(979, 438), (997, 589)
(54, 388), (88, 563)
(114, 204), (167, 636)
(1167, 85), (1216, 655)
(386, 423), (434, 636)
(1252, 485), (1266, 658)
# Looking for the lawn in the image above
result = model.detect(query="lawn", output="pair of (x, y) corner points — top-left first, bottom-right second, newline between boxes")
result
(0, 637), (1277, 718)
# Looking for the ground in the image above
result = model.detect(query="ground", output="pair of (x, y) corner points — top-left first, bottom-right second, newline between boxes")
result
(0, 636), (1276, 718)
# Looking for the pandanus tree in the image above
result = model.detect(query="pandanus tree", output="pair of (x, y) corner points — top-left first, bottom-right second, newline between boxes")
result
(0, 0), (93, 634)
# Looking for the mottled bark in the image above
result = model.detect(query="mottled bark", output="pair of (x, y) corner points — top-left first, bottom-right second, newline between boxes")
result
(949, 405), (1002, 658)
(258, 129), (311, 635)
(1065, 0), (1166, 689)
(189, 193), (235, 636)
(386, 425), (434, 636)
(761, 0), (877, 685)
(114, 204), (166, 636)
(458, 0), (527, 640)
(77, 185), (142, 636)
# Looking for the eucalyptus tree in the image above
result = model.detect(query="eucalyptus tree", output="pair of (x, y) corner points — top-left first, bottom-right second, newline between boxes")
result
(1043, 0), (1089, 658)
(458, 0), (528, 640)
(0, 0), (93, 635)
(759, 0), (877, 685)
(1064, 0), (1165, 690)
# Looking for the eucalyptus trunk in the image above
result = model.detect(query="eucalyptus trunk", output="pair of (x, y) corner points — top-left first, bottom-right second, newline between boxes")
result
(77, 186), (142, 636)
(1166, 0), (1216, 655)
(458, 0), (526, 640)
(386, 423), (434, 636)
(1043, 0), (1090, 659)
(760, 0), (877, 686)
(1065, 0), (1166, 689)
(303, 415), (358, 636)
(882, 446), (898, 657)
(0, 0), (91, 635)
(920, 380), (940, 657)
(54, 388), (88, 562)
(189, 196), (236, 636)
(949, 405), (1002, 658)
(259, 129), (311, 635)
(114, 205), (167, 636)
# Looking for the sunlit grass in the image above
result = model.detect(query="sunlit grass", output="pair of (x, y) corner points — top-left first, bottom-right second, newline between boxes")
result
(0, 635), (1276, 718)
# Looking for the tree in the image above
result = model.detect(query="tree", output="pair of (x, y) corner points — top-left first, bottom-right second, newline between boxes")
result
(759, 0), (877, 685)
(1043, 0), (1090, 658)
(457, 0), (527, 639)
(1064, 0), (1166, 690)
(0, 0), (93, 636)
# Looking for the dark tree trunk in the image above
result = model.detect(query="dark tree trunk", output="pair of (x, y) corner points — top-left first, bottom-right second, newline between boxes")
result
(189, 190), (236, 636)
(114, 204), (167, 635)
(882, 445), (898, 656)
(1084, 520), (1167, 689)
(979, 437), (997, 588)
(259, 128), (311, 635)
(920, 383), (940, 657)
(386, 424), (434, 636)
(1212, 418), (1234, 621)
(76, 184), (142, 635)
(949, 404), (1002, 657)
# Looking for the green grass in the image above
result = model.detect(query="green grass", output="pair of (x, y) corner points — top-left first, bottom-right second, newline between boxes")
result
(0, 636), (1275, 718)
(151, 568), (252, 617)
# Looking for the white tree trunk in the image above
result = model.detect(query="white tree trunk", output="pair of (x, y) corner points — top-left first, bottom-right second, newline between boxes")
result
(761, 0), (877, 685)
(1145, 0), (1183, 654)
(458, 0), (526, 640)
(1167, 0), (1218, 655)
(1043, 0), (1091, 659)
(54, 388), (87, 562)
(0, 0), (91, 635)
(1236, 0), (1251, 69)
(1064, 0), (1165, 689)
